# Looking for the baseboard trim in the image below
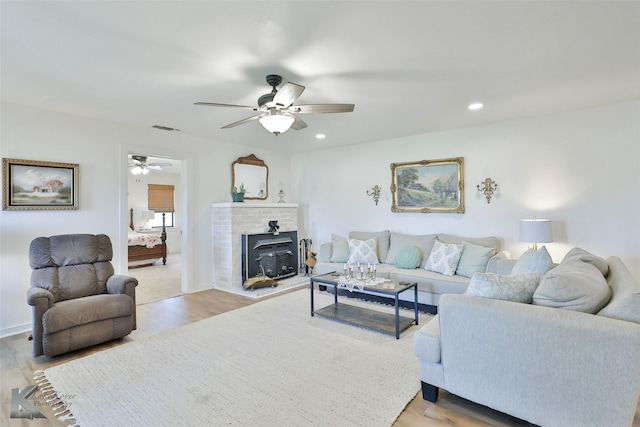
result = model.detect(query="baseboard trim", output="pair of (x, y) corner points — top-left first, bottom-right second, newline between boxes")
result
(1, 323), (31, 339)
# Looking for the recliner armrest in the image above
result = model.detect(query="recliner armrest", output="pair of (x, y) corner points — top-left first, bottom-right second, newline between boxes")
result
(27, 286), (54, 307)
(106, 274), (138, 295)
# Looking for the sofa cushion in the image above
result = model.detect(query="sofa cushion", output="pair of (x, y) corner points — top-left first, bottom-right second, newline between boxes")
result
(329, 234), (349, 263)
(384, 232), (437, 266)
(425, 240), (463, 276)
(456, 241), (496, 278)
(437, 234), (500, 254)
(512, 246), (554, 275)
(465, 272), (542, 303)
(533, 260), (611, 313)
(414, 315), (441, 363)
(42, 293), (134, 334)
(597, 293), (640, 324)
(347, 238), (379, 264)
(395, 246), (422, 269)
(349, 230), (390, 263)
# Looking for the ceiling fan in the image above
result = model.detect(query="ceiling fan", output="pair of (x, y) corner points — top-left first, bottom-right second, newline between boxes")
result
(128, 155), (172, 175)
(195, 74), (355, 135)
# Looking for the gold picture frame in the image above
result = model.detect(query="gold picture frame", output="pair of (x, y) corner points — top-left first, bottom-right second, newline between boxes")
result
(3, 158), (79, 210)
(390, 157), (464, 213)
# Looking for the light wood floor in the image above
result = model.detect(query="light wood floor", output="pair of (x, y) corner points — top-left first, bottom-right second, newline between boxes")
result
(2, 288), (639, 426)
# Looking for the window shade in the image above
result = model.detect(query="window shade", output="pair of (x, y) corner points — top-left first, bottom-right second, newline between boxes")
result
(148, 184), (175, 212)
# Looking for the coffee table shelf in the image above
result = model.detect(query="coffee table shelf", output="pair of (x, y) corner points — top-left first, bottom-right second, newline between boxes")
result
(310, 273), (418, 339)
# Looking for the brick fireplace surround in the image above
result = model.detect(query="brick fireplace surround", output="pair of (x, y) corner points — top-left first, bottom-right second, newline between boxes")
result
(211, 202), (299, 294)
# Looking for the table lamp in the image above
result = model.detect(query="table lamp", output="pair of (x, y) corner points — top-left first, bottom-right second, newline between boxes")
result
(519, 217), (552, 250)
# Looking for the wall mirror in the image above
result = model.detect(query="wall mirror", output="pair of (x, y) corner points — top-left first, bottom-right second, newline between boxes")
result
(231, 154), (268, 200)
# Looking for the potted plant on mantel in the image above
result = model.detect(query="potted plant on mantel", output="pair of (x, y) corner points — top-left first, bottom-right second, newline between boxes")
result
(231, 183), (246, 202)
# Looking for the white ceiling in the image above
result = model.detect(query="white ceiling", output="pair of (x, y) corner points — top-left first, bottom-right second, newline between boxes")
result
(2, 1), (639, 154)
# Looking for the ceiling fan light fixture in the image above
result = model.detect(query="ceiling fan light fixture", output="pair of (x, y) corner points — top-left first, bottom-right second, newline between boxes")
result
(131, 166), (142, 175)
(259, 112), (295, 135)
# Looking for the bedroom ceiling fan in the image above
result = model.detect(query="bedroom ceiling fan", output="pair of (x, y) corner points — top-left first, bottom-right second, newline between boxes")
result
(194, 74), (355, 135)
(128, 155), (172, 175)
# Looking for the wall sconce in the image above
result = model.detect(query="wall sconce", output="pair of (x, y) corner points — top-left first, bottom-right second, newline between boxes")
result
(366, 185), (381, 205)
(477, 178), (498, 204)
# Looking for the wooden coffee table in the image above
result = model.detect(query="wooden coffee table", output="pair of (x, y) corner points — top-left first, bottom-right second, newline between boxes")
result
(310, 272), (418, 339)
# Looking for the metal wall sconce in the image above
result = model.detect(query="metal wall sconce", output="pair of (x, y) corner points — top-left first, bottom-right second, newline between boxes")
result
(477, 178), (498, 204)
(366, 185), (381, 205)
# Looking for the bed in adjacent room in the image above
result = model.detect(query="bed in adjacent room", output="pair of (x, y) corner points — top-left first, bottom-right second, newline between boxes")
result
(128, 208), (167, 267)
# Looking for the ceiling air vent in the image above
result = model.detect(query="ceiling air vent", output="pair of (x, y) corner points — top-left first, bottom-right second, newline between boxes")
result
(152, 125), (180, 131)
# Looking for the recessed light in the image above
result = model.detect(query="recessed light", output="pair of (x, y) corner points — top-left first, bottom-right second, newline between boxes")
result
(315, 134), (326, 140)
(468, 103), (483, 111)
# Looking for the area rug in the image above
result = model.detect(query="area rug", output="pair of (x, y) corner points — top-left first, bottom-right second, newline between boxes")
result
(37, 289), (432, 426)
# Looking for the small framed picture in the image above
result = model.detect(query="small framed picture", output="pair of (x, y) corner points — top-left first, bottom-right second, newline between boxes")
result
(3, 158), (79, 210)
(390, 157), (464, 213)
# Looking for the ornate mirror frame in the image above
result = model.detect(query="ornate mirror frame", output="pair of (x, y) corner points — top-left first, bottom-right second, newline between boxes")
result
(231, 154), (269, 200)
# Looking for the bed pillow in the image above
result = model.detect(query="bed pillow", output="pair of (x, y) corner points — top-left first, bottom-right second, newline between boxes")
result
(512, 246), (554, 275)
(395, 246), (422, 269)
(425, 240), (463, 276)
(456, 241), (496, 278)
(465, 272), (542, 303)
(532, 260), (611, 313)
(347, 238), (379, 264)
(329, 234), (349, 263)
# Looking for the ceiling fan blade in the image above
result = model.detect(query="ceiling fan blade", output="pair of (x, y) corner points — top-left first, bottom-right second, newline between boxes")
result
(273, 83), (305, 108)
(148, 162), (172, 167)
(221, 113), (266, 129)
(290, 114), (307, 131)
(292, 104), (355, 114)
(194, 102), (256, 110)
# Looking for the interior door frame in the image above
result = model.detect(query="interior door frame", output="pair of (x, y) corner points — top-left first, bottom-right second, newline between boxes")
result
(119, 144), (194, 294)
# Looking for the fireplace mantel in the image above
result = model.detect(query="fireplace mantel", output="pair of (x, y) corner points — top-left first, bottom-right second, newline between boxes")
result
(211, 202), (299, 294)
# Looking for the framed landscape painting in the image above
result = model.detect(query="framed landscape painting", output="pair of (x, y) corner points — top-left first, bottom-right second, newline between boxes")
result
(390, 157), (464, 213)
(2, 158), (79, 210)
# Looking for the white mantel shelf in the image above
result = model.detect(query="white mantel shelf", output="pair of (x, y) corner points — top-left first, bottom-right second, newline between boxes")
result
(211, 202), (298, 208)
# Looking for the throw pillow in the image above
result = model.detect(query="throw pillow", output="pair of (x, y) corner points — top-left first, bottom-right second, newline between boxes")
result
(562, 247), (609, 276)
(597, 293), (640, 324)
(425, 240), (463, 276)
(349, 231), (390, 264)
(329, 234), (349, 263)
(395, 246), (422, 269)
(347, 238), (379, 264)
(384, 232), (437, 266)
(456, 241), (496, 278)
(511, 246), (554, 275)
(465, 272), (542, 303)
(532, 260), (611, 313)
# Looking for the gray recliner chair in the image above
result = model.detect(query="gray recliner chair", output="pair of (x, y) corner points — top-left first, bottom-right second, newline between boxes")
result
(27, 234), (138, 357)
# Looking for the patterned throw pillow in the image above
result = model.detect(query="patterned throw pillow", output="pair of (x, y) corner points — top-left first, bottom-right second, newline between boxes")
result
(395, 246), (422, 269)
(425, 240), (464, 276)
(347, 238), (379, 264)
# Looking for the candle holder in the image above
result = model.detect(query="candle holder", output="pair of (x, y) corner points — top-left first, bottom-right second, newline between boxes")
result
(342, 262), (377, 283)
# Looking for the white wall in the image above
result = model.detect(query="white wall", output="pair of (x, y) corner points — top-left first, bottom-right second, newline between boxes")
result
(0, 102), (292, 337)
(291, 100), (640, 280)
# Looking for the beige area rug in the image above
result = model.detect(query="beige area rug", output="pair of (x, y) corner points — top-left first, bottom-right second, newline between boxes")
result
(37, 289), (432, 427)
(128, 254), (182, 305)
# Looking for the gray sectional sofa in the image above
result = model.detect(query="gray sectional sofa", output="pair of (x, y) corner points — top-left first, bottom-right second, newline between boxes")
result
(414, 249), (640, 427)
(314, 230), (505, 308)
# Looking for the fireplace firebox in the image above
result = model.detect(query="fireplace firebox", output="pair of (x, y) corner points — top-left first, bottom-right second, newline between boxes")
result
(242, 231), (298, 283)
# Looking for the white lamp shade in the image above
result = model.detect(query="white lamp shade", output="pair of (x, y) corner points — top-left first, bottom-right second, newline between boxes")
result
(259, 113), (295, 135)
(519, 219), (553, 243)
